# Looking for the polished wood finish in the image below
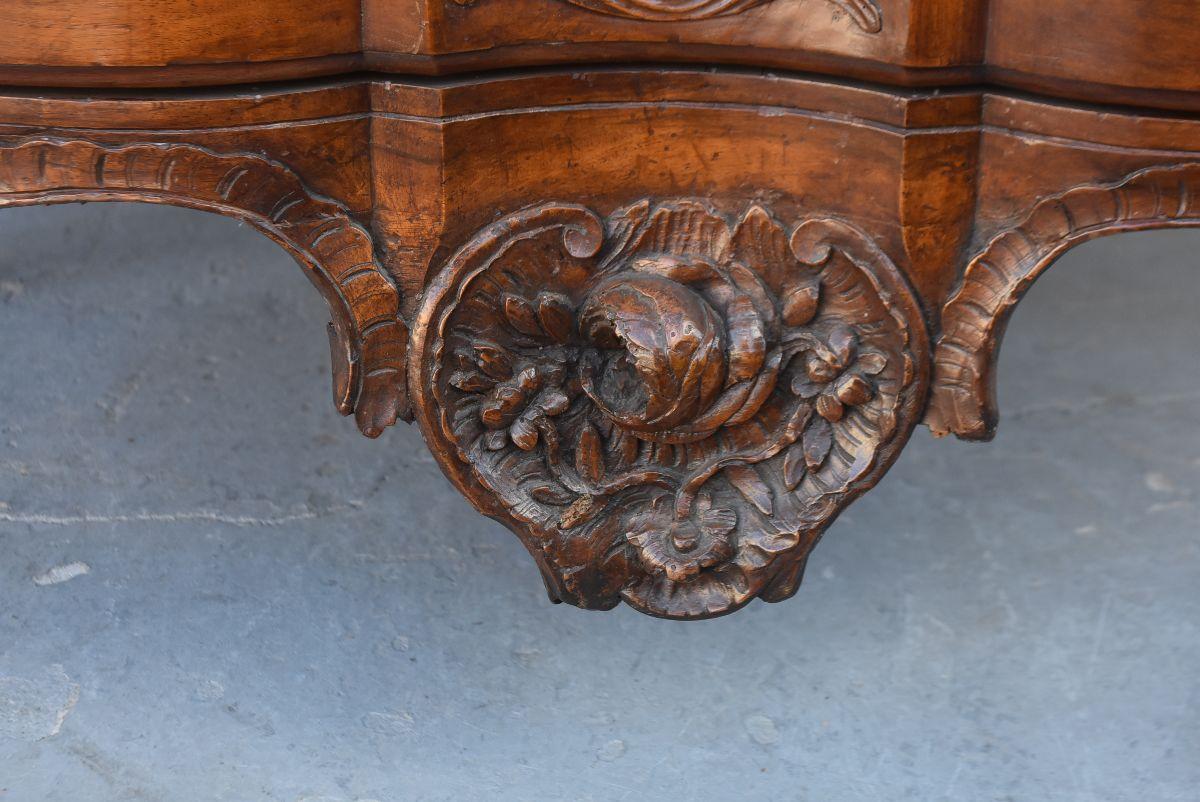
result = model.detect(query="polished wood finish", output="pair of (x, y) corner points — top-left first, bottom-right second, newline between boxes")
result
(2, 6), (1197, 617)
(1, 0), (1198, 111)
(989, 0), (1200, 99)
(1, 0), (360, 86)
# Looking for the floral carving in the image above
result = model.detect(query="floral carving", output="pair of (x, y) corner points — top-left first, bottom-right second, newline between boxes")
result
(629, 492), (737, 581)
(412, 200), (927, 619)
(556, 0), (883, 31)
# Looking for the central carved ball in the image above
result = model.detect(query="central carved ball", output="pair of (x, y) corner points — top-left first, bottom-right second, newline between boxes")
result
(578, 273), (727, 433)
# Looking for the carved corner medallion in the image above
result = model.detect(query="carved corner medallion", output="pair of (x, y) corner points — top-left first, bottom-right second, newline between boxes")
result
(411, 200), (927, 619)
(555, 0), (883, 30)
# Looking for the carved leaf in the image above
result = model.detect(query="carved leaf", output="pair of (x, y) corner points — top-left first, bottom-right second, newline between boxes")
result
(628, 202), (730, 263)
(858, 351), (887, 376)
(576, 423), (605, 484)
(559, 494), (605, 530)
(510, 413), (540, 451)
(449, 370), (494, 392)
(536, 292), (575, 343)
(452, 348), (476, 371)
(816, 393), (845, 423)
(724, 464), (774, 515)
(698, 501), (737, 538)
(830, 0), (882, 33)
(539, 388), (571, 416)
(835, 374), (874, 406)
(782, 275), (821, 327)
(730, 205), (793, 291)
(632, 254), (721, 284)
(608, 427), (640, 470)
(479, 402), (508, 429)
(502, 293), (544, 337)
(826, 326), (858, 369)
(515, 366), (539, 392)
(473, 341), (514, 380)
(783, 442), (807, 491)
(803, 416), (834, 469)
(726, 295), (767, 383)
(791, 372), (824, 399)
(530, 483), (576, 505)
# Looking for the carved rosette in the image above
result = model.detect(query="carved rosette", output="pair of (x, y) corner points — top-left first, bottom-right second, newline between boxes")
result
(412, 201), (927, 618)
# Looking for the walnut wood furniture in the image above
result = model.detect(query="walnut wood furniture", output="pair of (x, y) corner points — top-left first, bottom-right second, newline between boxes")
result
(5, 1), (1198, 619)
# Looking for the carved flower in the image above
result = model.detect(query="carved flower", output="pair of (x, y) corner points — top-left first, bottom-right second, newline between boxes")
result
(575, 209), (823, 445)
(578, 272), (727, 433)
(626, 494), (736, 582)
(450, 340), (572, 451)
(443, 289), (582, 451)
(423, 200), (924, 620)
(789, 324), (886, 422)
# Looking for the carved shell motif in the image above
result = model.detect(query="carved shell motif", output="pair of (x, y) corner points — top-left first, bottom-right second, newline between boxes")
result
(412, 201), (927, 619)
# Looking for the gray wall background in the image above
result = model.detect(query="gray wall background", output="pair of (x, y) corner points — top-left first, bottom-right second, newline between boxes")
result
(0, 203), (1197, 801)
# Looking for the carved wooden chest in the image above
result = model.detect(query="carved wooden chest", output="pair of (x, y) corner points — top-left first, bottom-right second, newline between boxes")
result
(5, 1), (1198, 618)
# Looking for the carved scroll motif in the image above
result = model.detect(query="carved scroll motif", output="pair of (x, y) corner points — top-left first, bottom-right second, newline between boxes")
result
(0, 138), (408, 436)
(557, 0), (883, 29)
(928, 163), (1200, 441)
(411, 200), (927, 618)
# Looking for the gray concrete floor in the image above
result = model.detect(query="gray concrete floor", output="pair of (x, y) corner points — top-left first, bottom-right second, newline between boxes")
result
(0, 203), (1197, 801)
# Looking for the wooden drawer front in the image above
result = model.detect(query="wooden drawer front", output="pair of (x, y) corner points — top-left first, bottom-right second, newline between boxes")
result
(989, 0), (1200, 97)
(0, 0), (360, 74)
(2, 0), (1199, 111)
(365, 0), (983, 73)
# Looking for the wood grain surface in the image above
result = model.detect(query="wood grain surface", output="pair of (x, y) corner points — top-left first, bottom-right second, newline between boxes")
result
(0, 0), (1196, 113)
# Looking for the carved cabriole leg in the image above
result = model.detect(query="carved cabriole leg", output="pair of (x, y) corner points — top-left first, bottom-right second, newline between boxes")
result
(409, 202), (928, 618)
(928, 163), (1200, 440)
(0, 137), (408, 436)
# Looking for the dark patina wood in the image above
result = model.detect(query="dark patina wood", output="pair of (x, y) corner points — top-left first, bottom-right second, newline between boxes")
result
(1, 5), (1197, 618)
